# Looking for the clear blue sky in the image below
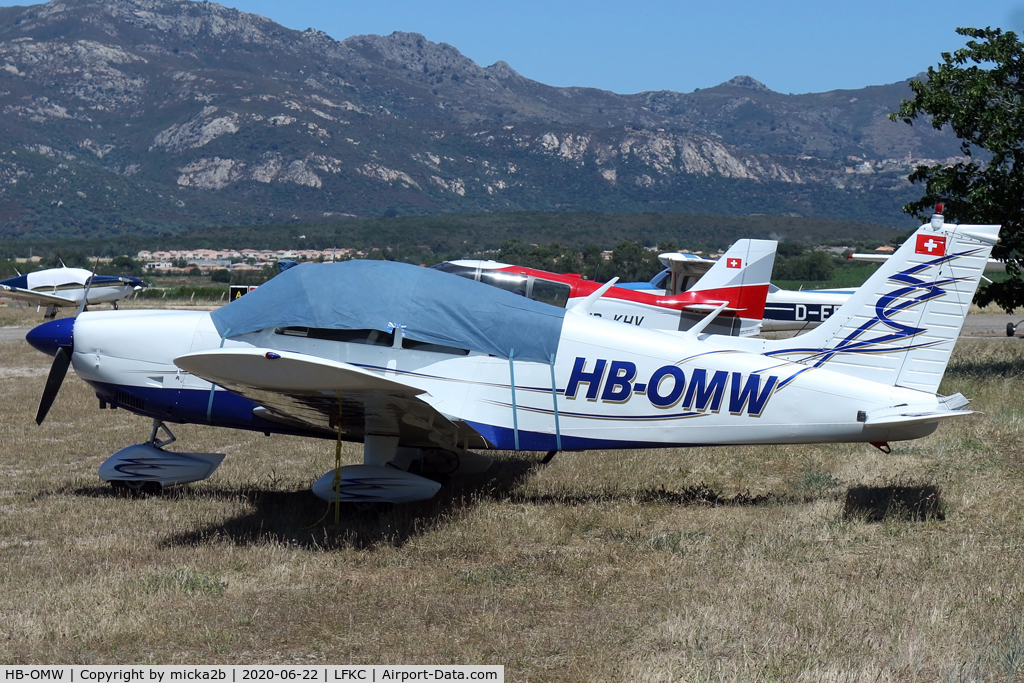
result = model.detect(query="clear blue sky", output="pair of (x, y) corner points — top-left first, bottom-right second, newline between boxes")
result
(6, 0), (1024, 94)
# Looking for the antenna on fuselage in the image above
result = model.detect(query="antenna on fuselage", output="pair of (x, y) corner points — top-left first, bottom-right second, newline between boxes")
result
(567, 277), (619, 317)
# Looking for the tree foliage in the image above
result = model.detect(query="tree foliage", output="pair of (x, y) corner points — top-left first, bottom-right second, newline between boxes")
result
(891, 27), (1024, 310)
(96, 255), (143, 277)
(495, 239), (606, 279)
(608, 241), (665, 283)
(493, 239), (665, 283)
(210, 268), (232, 283)
(42, 248), (90, 269)
(773, 251), (835, 281)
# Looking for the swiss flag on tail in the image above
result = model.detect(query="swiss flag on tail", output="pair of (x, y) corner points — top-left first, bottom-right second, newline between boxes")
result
(726, 258), (742, 269)
(915, 234), (947, 256)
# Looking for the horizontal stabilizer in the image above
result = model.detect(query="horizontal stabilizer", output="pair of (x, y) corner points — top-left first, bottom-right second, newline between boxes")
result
(684, 303), (743, 313)
(864, 407), (972, 427)
(940, 392), (970, 411)
(175, 347), (424, 395)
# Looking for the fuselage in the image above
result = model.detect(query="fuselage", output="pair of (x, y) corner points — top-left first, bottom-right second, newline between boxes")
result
(53, 308), (942, 451)
(434, 260), (767, 336)
(760, 287), (855, 332)
(1, 267), (145, 305)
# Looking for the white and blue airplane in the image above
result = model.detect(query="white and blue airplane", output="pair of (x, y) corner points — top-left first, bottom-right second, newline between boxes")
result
(24, 212), (998, 504)
(1, 265), (147, 318)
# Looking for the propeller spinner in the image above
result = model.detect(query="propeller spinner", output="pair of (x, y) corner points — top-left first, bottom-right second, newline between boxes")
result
(25, 316), (77, 425)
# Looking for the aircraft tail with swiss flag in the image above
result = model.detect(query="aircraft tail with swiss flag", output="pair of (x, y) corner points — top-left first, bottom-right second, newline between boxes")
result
(686, 239), (777, 296)
(674, 239), (777, 337)
(755, 208), (1000, 394)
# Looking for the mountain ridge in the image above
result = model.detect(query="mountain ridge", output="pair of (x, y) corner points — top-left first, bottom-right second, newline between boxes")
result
(0, 0), (962, 237)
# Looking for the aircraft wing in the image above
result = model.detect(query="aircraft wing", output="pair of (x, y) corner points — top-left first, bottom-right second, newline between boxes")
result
(174, 347), (488, 450)
(659, 253), (715, 280)
(0, 285), (78, 307)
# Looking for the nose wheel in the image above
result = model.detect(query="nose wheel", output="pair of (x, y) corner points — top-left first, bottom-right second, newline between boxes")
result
(100, 420), (225, 496)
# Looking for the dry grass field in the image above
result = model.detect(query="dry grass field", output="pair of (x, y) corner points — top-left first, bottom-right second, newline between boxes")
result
(1, 305), (1024, 680)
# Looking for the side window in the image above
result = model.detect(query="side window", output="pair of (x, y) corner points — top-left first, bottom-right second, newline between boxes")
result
(480, 270), (528, 297)
(274, 327), (394, 346)
(402, 339), (470, 355)
(529, 277), (571, 308)
(431, 263), (479, 281)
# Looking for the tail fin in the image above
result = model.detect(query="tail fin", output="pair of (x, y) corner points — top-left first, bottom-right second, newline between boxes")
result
(761, 218), (1000, 394)
(674, 239), (777, 337)
(689, 239), (777, 295)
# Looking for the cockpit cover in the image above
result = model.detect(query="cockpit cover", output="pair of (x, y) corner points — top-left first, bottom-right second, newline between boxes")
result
(210, 261), (566, 363)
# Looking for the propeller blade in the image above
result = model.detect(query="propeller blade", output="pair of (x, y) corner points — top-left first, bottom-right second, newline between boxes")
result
(36, 347), (71, 425)
(76, 257), (100, 316)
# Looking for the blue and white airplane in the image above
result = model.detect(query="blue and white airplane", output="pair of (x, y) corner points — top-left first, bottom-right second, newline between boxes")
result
(1, 265), (147, 318)
(24, 212), (998, 504)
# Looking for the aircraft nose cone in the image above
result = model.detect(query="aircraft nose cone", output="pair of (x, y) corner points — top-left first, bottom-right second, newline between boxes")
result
(26, 317), (75, 357)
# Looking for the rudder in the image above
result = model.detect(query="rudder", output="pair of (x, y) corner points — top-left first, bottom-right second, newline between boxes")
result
(760, 213), (999, 393)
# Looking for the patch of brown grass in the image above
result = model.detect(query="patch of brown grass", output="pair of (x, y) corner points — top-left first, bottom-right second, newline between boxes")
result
(1, 335), (1023, 680)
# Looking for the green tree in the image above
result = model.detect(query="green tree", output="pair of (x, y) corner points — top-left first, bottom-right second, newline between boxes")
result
(99, 255), (143, 276)
(777, 241), (806, 257)
(608, 241), (663, 283)
(210, 268), (232, 283)
(774, 251), (835, 281)
(891, 27), (1024, 310)
(42, 248), (89, 269)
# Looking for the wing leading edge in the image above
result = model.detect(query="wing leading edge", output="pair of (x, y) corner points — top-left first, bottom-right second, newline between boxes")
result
(0, 285), (77, 307)
(174, 347), (488, 451)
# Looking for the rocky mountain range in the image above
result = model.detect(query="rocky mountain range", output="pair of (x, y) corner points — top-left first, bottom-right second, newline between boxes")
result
(0, 0), (963, 238)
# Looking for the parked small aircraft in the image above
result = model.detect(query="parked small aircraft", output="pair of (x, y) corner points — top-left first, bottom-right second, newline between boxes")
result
(1, 265), (147, 317)
(433, 239), (776, 337)
(624, 251), (859, 333)
(24, 211), (997, 504)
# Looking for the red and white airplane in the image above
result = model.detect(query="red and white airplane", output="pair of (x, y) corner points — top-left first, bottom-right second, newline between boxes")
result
(432, 239), (776, 337)
(632, 253), (854, 333)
